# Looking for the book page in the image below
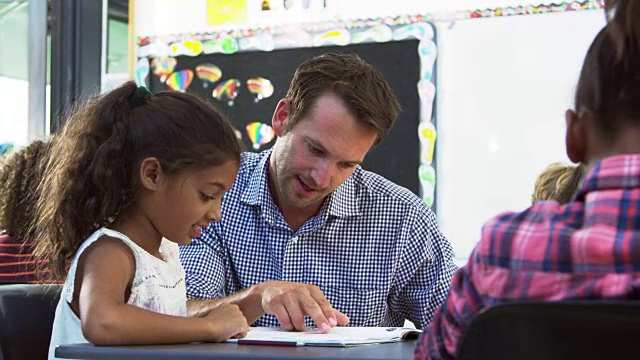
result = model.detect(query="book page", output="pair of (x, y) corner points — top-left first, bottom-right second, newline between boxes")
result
(227, 327), (422, 346)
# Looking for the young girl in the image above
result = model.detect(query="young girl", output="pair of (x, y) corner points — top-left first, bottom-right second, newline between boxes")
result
(31, 82), (250, 359)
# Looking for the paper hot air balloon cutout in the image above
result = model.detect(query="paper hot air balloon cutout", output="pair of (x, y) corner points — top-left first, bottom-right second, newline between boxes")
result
(196, 63), (222, 89)
(246, 122), (275, 150)
(166, 70), (194, 92)
(246, 77), (274, 103)
(213, 79), (241, 106)
(135, 58), (150, 87)
(151, 56), (177, 83)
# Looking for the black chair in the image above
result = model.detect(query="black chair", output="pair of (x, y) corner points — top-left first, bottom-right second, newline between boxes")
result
(457, 300), (640, 360)
(0, 284), (61, 360)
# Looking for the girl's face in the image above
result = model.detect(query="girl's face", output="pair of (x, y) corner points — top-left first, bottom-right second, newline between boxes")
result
(151, 160), (238, 245)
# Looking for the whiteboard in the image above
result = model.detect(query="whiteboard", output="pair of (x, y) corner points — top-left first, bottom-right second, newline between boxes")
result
(434, 11), (606, 265)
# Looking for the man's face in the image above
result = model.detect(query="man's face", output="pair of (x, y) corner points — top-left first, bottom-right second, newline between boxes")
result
(270, 93), (378, 213)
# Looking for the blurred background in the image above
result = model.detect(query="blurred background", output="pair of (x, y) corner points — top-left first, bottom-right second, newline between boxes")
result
(0, 0), (606, 265)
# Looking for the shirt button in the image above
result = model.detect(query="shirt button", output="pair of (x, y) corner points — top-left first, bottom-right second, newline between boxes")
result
(291, 236), (298, 244)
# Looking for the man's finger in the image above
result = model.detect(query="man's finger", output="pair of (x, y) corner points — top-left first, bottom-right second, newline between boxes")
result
(334, 309), (350, 326)
(301, 298), (332, 332)
(269, 301), (294, 331)
(282, 294), (306, 331)
(307, 286), (336, 330)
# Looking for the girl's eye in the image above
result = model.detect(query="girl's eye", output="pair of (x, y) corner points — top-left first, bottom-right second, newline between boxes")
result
(199, 192), (216, 201)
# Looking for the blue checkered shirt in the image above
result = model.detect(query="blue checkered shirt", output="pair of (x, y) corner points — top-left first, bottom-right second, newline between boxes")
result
(179, 149), (457, 329)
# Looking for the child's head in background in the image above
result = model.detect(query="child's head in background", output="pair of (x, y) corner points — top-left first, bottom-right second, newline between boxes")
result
(0, 140), (50, 238)
(532, 162), (585, 205)
(33, 82), (242, 280)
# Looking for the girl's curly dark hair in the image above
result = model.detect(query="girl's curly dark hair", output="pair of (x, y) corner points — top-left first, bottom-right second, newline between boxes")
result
(0, 140), (50, 238)
(31, 81), (241, 281)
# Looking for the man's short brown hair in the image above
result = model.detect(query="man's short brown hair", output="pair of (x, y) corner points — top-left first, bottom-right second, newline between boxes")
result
(284, 53), (401, 145)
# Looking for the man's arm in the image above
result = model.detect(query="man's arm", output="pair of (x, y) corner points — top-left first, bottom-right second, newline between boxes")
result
(187, 281), (349, 333)
(181, 226), (348, 332)
(393, 207), (457, 329)
(181, 225), (267, 323)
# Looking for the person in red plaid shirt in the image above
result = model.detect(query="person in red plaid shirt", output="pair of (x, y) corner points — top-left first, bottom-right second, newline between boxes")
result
(415, 0), (640, 358)
(0, 140), (50, 283)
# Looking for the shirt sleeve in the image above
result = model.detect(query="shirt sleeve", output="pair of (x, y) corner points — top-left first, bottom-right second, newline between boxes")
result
(413, 253), (485, 360)
(178, 224), (227, 300)
(392, 207), (458, 330)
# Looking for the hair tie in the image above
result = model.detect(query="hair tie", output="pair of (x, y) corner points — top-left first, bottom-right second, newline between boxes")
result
(131, 86), (152, 107)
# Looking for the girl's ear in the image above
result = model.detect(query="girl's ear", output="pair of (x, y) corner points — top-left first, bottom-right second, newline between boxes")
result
(139, 157), (164, 191)
(272, 98), (291, 137)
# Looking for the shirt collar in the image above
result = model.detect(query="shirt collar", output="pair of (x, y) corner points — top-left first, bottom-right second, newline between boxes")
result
(240, 149), (274, 208)
(239, 149), (360, 218)
(576, 154), (640, 200)
(325, 168), (360, 218)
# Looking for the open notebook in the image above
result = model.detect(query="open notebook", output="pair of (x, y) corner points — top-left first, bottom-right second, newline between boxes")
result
(226, 327), (422, 347)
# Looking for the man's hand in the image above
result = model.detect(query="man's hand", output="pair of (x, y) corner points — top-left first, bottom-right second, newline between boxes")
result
(258, 281), (350, 333)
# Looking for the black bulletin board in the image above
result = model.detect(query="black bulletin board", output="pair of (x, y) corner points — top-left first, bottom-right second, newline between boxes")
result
(149, 39), (422, 196)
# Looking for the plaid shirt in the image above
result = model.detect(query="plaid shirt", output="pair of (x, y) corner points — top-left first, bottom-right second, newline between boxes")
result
(415, 154), (640, 360)
(180, 149), (456, 328)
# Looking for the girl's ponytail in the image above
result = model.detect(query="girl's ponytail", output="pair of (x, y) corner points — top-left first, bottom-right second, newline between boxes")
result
(605, 0), (640, 61)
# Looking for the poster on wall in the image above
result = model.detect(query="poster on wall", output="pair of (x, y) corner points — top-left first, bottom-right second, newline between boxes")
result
(137, 17), (438, 205)
(207, 0), (248, 26)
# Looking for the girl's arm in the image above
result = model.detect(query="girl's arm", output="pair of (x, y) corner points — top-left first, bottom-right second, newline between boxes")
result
(75, 236), (249, 345)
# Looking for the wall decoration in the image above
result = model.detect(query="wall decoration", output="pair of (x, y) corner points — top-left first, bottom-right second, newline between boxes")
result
(207, 0), (248, 26)
(246, 77), (274, 103)
(151, 56), (177, 83)
(0, 143), (14, 156)
(170, 40), (204, 57)
(246, 122), (275, 150)
(203, 37), (240, 55)
(254, 0), (337, 23)
(137, 1), (603, 52)
(166, 70), (194, 92)
(138, 19), (440, 204)
(212, 79), (241, 106)
(135, 58), (150, 87)
(351, 25), (393, 44)
(195, 63), (222, 88)
(419, 164), (436, 207)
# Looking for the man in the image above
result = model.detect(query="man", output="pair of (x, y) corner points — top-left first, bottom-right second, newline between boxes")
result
(180, 53), (456, 332)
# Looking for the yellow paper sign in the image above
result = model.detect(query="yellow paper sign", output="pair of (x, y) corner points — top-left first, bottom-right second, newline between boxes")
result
(207, 0), (247, 25)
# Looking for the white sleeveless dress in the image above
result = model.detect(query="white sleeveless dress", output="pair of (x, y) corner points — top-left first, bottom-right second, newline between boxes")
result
(48, 227), (187, 360)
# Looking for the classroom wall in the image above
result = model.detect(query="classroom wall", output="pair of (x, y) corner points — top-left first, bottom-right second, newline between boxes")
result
(434, 10), (605, 264)
(132, 1), (608, 264)
(133, 0), (571, 37)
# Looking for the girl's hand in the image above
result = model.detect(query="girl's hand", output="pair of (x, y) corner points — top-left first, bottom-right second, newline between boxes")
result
(203, 303), (250, 342)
